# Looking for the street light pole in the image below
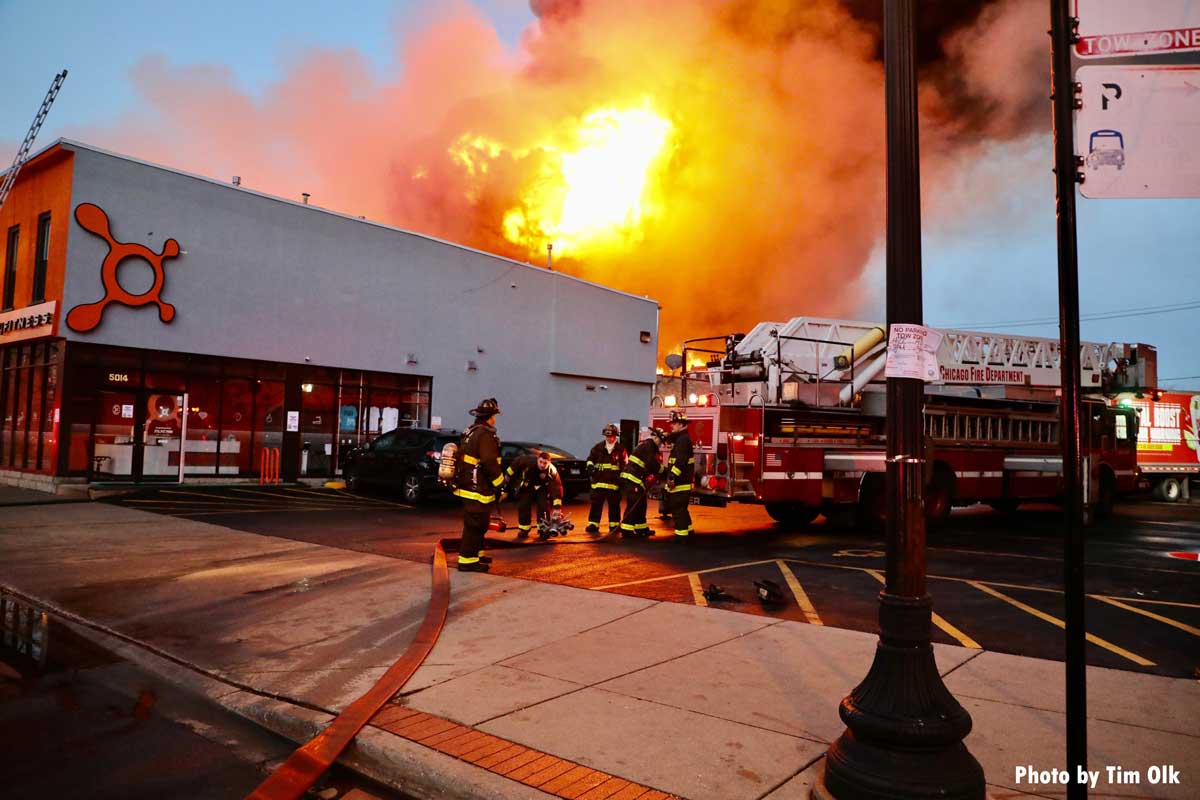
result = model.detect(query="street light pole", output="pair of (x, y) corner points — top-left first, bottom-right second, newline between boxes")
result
(814, 1), (984, 797)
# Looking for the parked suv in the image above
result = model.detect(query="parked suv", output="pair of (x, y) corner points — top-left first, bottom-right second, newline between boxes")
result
(342, 427), (460, 503)
(501, 442), (590, 500)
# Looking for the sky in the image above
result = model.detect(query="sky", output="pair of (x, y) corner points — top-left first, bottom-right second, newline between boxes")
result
(1, 0), (1196, 388)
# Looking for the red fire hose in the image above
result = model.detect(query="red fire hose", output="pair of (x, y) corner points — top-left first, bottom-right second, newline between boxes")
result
(246, 540), (451, 800)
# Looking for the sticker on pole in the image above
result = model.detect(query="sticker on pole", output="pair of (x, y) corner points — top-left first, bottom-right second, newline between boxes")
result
(884, 324), (942, 381)
(1074, 0), (1200, 58)
(1076, 65), (1200, 199)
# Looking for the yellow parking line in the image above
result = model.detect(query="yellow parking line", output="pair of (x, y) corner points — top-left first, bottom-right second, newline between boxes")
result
(776, 560), (822, 625)
(689, 574), (708, 607)
(282, 487), (413, 508)
(968, 581), (1154, 666)
(592, 558), (780, 590)
(866, 570), (981, 649)
(1102, 596), (1200, 610)
(1092, 595), (1200, 638)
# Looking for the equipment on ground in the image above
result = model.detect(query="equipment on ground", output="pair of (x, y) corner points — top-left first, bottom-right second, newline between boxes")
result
(702, 584), (736, 602)
(487, 514), (507, 533)
(537, 511), (574, 539)
(0, 70), (67, 215)
(754, 579), (785, 605)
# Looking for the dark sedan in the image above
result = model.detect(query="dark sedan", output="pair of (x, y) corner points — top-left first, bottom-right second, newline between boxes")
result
(341, 427), (460, 503)
(501, 442), (590, 500)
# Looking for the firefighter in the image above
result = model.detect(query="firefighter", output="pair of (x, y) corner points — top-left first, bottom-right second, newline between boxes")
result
(585, 423), (627, 535)
(505, 450), (564, 539)
(664, 410), (695, 539)
(619, 427), (667, 537)
(452, 398), (504, 572)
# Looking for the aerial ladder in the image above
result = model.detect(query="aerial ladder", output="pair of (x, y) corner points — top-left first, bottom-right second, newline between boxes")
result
(0, 70), (68, 215)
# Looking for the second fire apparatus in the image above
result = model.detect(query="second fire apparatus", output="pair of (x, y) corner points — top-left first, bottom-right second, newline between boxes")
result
(649, 317), (1151, 527)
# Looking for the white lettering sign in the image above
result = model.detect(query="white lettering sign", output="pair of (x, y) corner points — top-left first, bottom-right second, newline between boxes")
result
(885, 324), (942, 381)
(1075, 1), (1200, 57)
(286, 411), (300, 432)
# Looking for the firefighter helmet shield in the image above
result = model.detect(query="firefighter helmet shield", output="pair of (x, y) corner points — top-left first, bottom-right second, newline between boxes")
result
(470, 397), (501, 418)
(602, 423), (619, 437)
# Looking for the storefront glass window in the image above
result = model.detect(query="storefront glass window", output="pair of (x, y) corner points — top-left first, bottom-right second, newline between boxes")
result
(301, 383), (335, 477)
(11, 361), (27, 467)
(253, 380), (285, 476)
(40, 345), (60, 471)
(220, 379), (253, 476)
(26, 361), (43, 469)
(0, 354), (14, 465)
(183, 380), (221, 475)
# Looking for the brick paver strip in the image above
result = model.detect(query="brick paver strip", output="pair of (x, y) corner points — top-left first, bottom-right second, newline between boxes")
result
(417, 725), (472, 747)
(493, 749), (545, 776)
(637, 791), (669, 800)
(522, 759), (577, 788)
(378, 711), (432, 734)
(393, 717), (458, 740)
(459, 735), (511, 763)
(606, 785), (656, 800)
(578, 777), (631, 800)
(370, 705), (421, 728)
(436, 730), (491, 757)
(474, 743), (527, 770)
(506, 754), (562, 783)
(538, 764), (597, 794)
(559, 771), (616, 799)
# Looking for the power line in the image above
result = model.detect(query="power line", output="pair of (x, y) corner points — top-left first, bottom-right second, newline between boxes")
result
(940, 299), (1200, 329)
(1159, 375), (1200, 382)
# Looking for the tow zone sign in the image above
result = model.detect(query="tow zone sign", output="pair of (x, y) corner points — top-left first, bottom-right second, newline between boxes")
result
(1075, 1), (1200, 58)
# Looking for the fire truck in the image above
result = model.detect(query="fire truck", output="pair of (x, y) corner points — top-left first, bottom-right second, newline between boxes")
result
(1112, 388), (1199, 502)
(648, 317), (1150, 527)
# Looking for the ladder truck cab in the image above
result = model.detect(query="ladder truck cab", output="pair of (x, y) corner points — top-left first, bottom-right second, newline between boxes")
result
(649, 317), (1148, 527)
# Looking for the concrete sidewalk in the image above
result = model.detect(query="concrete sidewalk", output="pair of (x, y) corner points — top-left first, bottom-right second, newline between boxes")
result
(1, 502), (1196, 799)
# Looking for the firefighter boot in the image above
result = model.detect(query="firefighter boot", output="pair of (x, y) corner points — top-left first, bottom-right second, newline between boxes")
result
(457, 559), (490, 573)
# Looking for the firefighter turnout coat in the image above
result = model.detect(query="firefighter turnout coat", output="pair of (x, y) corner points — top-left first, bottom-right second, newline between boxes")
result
(620, 439), (662, 489)
(505, 455), (564, 508)
(453, 423), (504, 511)
(665, 430), (695, 493)
(586, 441), (627, 492)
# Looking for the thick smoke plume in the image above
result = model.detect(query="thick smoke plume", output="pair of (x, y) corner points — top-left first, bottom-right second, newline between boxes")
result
(78, 0), (1047, 356)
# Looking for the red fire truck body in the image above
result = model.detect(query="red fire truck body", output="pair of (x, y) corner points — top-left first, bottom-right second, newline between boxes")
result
(1117, 390), (1200, 502)
(650, 317), (1147, 525)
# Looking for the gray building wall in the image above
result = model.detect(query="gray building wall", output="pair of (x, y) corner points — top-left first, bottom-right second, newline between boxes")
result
(59, 142), (659, 457)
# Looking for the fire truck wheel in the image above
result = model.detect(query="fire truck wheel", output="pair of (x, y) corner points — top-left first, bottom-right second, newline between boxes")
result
(856, 474), (886, 532)
(1095, 468), (1116, 519)
(764, 502), (819, 528)
(924, 465), (955, 527)
(1158, 477), (1182, 503)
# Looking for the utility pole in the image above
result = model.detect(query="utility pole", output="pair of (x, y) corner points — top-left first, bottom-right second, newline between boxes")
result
(1049, 2), (1087, 797)
(815, 2), (983, 797)
(0, 70), (68, 214)
(546, 242), (554, 271)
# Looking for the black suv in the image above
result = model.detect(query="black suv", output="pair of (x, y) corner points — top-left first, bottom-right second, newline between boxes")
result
(501, 442), (590, 500)
(342, 427), (460, 503)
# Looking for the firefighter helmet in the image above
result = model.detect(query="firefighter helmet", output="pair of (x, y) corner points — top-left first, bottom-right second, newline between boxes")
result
(649, 427), (668, 444)
(669, 410), (689, 426)
(470, 397), (501, 418)
(602, 423), (619, 437)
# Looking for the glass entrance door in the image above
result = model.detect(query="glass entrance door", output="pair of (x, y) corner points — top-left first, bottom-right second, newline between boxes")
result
(93, 391), (138, 479)
(141, 392), (185, 480)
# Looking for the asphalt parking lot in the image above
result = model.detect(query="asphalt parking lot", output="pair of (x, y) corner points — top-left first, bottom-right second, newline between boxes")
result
(102, 486), (1200, 678)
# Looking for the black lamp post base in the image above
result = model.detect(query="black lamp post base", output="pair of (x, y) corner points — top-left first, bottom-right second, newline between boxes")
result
(815, 731), (984, 800)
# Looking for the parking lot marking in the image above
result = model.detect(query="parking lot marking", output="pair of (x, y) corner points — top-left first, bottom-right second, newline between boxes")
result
(592, 558), (782, 590)
(929, 545), (1200, 577)
(1097, 596), (1200, 609)
(688, 574), (708, 607)
(776, 560), (822, 625)
(1092, 595), (1200, 638)
(967, 581), (1155, 666)
(284, 487), (414, 509)
(866, 570), (980, 649)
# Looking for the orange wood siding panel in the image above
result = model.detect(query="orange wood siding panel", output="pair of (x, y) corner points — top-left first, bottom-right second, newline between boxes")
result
(0, 145), (73, 310)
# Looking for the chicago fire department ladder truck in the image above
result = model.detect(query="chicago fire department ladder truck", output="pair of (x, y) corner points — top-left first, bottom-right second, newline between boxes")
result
(649, 317), (1152, 528)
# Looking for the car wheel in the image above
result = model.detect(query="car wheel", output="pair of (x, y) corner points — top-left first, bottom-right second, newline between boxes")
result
(402, 473), (423, 504)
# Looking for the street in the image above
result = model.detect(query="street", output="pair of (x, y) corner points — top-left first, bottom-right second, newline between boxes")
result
(103, 486), (1200, 679)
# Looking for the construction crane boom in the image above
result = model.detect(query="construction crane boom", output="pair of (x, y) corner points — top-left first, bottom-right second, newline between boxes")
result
(0, 70), (69, 214)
